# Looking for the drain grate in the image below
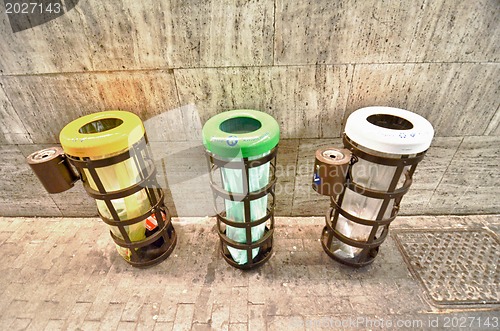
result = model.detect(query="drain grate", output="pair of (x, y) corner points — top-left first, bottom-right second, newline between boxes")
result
(393, 229), (500, 307)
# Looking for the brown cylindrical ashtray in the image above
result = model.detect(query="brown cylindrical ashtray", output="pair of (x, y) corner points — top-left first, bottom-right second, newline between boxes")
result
(27, 147), (79, 194)
(312, 147), (352, 196)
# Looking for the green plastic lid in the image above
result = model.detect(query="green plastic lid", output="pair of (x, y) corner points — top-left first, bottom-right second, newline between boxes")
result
(202, 109), (280, 158)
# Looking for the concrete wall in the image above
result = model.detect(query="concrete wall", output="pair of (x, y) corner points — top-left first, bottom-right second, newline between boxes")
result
(0, 0), (498, 217)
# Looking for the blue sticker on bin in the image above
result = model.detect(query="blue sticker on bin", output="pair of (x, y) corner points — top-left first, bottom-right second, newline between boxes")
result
(313, 172), (321, 184)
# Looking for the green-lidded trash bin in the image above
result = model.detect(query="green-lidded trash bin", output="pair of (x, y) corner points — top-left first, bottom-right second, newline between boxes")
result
(203, 109), (280, 269)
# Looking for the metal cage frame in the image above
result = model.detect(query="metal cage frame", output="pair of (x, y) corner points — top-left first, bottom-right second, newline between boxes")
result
(321, 134), (426, 267)
(206, 147), (278, 270)
(67, 136), (177, 268)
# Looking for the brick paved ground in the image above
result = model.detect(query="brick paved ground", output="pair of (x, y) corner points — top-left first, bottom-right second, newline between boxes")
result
(0, 215), (498, 330)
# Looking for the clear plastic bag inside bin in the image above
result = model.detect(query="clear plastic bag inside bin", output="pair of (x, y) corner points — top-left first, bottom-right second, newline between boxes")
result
(333, 151), (410, 258)
(221, 153), (270, 265)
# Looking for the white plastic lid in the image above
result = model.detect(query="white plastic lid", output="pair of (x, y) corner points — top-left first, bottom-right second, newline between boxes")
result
(344, 106), (434, 155)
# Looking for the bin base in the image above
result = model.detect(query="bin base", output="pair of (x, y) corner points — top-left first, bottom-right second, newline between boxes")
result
(220, 227), (273, 270)
(124, 224), (177, 268)
(320, 226), (378, 267)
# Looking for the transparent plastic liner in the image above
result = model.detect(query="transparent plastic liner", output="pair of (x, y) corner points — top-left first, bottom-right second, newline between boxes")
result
(221, 152), (270, 265)
(333, 152), (410, 258)
(82, 148), (151, 260)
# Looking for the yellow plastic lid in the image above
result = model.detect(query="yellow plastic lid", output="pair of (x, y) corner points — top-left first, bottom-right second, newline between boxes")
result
(59, 110), (145, 158)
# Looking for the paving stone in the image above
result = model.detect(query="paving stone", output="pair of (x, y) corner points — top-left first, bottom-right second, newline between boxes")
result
(23, 301), (60, 330)
(63, 302), (92, 331)
(153, 322), (173, 331)
(85, 285), (120, 321)
(0, 218), (24, 231)
(293, 296), (352, 316)
(192, 287), (212, 324)
(121, 293), (145, 323)
(0, 318), (14, 330)
(77, 269), (108, 303)
(172, 304), (195, 331)
(98, 303), (125, 331)
(78, 320), (101, 331)
(211, 303), (230, 331)
(2, 300), (34, 319)
(228, 323), (248, 331)
(144, 288), (166, 306)
(267, 315), (305, 330)
(283, 281), (331, 298)
(247, 285), (267, 306)
(137, 303), (160, 331)
(0, 215), (498, 330)
(25, 317), (50, 331)
(2, 282), (35, 302)
(350, 295), (391, 315)
(191, 323), (212, 331)
(116, 321), (138, 331)
(229, 287), (248, 324)
(158, 293), (179, 323)
(264, 289), (295, 316)
(248, 304), (266, 330)
(277, 238), (305, 252)
(43, 319), (65, 331)
(11, 242), (42, 271)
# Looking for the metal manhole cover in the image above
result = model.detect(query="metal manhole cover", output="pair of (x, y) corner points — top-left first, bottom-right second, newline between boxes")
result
(393, 229), (500, 307)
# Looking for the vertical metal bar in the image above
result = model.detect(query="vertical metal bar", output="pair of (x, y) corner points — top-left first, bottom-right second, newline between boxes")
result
(393, 163), (418, 216)
(205, 154), (219, 211)
(359, 156), (407, 261)
(141, 136), (173, 248)
(271, 147), (278, 182)
(380, 164), (407, 217)
(135, 141), (160, 213)
(131, 143), (146, 181)
(149, 186), (163, 233)
(270, 154), (277, 210)
(243, 157), (253, 266)
(154, 209), (164, 233)
(140, 137), (162, 232)
(328, 182), (347, 248)
(266, 154), (277, 253)
(207, 153), (227, 255)
(131, 142), (165, 242)
(407, 163), (418, 178)
(376, 159), (407, 219)
(132, 142), (156, 208)
(86, 163), (140, 261)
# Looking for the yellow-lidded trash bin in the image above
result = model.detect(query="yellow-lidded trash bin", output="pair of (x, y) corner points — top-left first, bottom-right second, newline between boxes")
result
(58, 110), (176, 267)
